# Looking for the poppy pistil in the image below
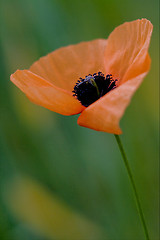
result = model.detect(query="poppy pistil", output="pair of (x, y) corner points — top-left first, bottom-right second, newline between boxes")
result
(73, 72), (118, 107)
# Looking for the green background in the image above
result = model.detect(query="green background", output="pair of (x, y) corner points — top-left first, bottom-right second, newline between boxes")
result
(0, 0), (159, 239)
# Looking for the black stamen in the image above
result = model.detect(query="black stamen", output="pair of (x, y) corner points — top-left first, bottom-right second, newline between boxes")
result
(73, 72), (118, 107)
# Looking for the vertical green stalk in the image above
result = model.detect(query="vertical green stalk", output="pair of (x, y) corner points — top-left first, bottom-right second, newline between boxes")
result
(114, 134), (150, 240)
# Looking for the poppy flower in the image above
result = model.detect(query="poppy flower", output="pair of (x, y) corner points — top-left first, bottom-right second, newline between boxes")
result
(10, 19), (153, 134)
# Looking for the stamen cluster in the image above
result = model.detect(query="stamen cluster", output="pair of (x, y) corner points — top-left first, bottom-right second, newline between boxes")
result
(73, 72), (117, 107)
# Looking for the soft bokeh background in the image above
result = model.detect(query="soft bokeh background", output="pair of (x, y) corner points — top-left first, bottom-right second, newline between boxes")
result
(0, 0), (159, 239)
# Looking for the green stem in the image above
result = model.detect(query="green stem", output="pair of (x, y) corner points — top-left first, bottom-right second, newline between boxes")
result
(114, 134), (150, 240)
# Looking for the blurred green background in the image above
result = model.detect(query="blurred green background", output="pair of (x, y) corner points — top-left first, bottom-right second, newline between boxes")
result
(0, 0), (159, 239)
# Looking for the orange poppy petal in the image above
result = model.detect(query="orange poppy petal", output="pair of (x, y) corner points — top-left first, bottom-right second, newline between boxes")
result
(78, 72), (149, 134)
(10, 70), (84, 116)
(30, 39), (107, 92)
(104, 19), (153, 83)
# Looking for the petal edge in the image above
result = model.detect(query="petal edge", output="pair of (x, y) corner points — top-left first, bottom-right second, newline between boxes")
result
(10, 70), (84, 116)
(104, 19), (153, 83)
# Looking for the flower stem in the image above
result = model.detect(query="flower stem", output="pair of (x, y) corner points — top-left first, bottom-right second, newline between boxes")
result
(114, 134), (150, 240)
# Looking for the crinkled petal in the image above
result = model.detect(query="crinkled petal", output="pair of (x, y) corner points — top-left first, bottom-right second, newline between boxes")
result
(10, 70), (84, 116)
(78, 72), (148, 134)
(30, 39), (107, 92)
(104, 19), (153, 83)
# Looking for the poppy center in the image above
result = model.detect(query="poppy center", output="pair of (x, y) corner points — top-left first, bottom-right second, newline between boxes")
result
(73, 72), (117, 107)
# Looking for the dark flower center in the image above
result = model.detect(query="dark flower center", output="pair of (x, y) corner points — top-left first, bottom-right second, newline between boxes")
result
(73, 72), (118, 107)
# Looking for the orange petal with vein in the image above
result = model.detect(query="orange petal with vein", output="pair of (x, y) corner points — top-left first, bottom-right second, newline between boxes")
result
(104, 19), (153, 83)
(10, 70), (84, 116)
(30, 39), (107, 92)
(78, 72), (149, 134)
